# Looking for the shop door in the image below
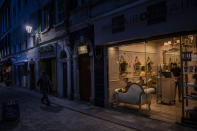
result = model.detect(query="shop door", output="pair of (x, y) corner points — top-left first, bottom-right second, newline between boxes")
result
(63, 63), (67, 97)
(79, 55), (91, 101)
(39, 59), (52, 92)
(18, 66), (22, 86)
(30, 64), (35, 90)
(13, 66), (16, 84)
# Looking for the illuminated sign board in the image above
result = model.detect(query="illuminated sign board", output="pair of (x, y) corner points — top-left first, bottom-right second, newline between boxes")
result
(78, 45), (88, 55)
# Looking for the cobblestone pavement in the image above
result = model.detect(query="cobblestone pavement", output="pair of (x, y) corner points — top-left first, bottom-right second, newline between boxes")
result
(0, 84), (196, 131)
(0, 86), (135, 131)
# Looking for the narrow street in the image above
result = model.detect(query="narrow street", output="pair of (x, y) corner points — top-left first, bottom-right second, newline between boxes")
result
(0, 85), (137, 131)
(0, 85), (196, 131)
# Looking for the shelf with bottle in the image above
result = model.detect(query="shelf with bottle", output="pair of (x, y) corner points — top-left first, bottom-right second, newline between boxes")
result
(184, 95), (197, 101)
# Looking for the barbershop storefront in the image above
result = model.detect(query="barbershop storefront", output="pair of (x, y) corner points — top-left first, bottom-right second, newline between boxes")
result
(94, 0), (197, 124)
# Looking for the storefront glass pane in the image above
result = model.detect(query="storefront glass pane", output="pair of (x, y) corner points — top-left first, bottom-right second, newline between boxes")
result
(108, 36), (188, 123)
(108, 42), (146, 107)
(181, 34), (197, 123)
(146, 37), (181, 123)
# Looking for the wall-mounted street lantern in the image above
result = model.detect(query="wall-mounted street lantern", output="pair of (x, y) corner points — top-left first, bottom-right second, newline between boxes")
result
(25, 25), (32, 33)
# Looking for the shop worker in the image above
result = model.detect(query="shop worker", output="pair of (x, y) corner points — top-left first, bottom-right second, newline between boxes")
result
(171, 63), (181, 102)
(37, 71), (51, 106)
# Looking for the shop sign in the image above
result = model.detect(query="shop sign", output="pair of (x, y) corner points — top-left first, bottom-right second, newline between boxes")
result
(0, 58), (11, 65)
(132, 1), (167, 25)
(78, 45), (88, 55)
(13, 52), (27, 63)
(131, 0), (197, 25)
(146, 1), (167, 25)
(95, 0), (197, 45)
(39, 44), (56, 59)
(109, 0), (197, 28)
(107, 0), (197, 36)
(112, 15), (125, 33)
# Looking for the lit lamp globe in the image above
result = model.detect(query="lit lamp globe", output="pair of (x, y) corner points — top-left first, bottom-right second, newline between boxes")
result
(26, 25), (32, 33)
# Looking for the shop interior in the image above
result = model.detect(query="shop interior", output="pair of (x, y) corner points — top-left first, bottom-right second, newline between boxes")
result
(108, 35), (197, 123)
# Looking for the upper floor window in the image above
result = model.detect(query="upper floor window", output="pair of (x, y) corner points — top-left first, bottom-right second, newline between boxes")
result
(41, 6), (50, 32)
(69, 0), (78, 10)
(55, 0), (65, 24)
(24, 0), (28, 5)
(13, 7), (16, 16)
(18, 0), (21, 12)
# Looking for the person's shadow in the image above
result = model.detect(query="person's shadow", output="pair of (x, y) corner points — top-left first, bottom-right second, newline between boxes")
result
(40, 103), (63, 113)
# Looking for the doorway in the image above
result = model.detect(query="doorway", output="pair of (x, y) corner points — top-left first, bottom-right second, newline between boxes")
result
(63, 63), (67, 97)
(30, 63), (35, 90)
(39, 58), (57, 96)
(17, 66), (22, 86)
(78, 55), (91, 101)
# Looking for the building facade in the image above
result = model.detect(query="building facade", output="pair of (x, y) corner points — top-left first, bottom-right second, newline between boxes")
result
(93, 0), (197, 124)
(0, 0), (102, 101)
(0, 0), (12, 84)
(0, 0), (197, 125)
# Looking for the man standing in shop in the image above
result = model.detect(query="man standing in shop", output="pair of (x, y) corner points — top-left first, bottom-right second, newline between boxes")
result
(37, 71), (51, 106)
(171, 63), (182, 102)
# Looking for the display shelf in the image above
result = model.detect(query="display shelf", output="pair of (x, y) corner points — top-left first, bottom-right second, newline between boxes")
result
(185, 83), (197, 88)
(181, 35), (197, 126)
(184, 95), (197, 101)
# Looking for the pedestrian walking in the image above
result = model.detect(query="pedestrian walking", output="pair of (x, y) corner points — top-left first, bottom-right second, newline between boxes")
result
(37, 71), (51, 106)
